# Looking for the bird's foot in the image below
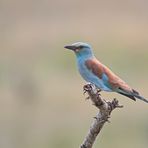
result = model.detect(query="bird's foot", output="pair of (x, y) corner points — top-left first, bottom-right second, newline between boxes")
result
(83, 84), (92, 95)
(83, 83), (92, 93)
(83, 84), (92, 100)
(83, 84), (101, 93)
(83, 84), (102, 100)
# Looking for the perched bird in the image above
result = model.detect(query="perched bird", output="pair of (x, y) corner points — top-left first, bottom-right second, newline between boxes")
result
(65, 42), (148, 103)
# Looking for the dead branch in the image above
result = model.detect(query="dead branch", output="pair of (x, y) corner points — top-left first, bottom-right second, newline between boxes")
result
(80, 84), (123, 148)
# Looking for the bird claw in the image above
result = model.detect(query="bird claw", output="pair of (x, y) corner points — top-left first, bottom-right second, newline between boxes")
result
(83, 84), (92, 92)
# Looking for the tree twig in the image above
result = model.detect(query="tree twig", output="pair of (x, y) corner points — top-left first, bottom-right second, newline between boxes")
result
(80, 84), (123, 148)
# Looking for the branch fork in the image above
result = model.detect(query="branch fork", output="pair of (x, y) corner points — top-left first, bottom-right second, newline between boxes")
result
(80, 84), (123, 148)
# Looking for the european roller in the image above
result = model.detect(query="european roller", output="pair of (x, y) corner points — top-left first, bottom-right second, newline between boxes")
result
(65, 42), (148, 103)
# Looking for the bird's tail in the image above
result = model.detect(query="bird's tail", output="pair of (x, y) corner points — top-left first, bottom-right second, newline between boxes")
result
(118, 87), (148, 103)
(131, 89), (148, 103)
(134, 94), (148, 103)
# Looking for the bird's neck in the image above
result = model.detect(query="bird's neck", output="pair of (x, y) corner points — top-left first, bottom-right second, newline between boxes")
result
(76, 54), (94, 62)
(75, 51), (94, 60)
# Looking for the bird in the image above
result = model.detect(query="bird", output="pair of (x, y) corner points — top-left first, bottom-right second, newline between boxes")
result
(64, 42), (148, 103)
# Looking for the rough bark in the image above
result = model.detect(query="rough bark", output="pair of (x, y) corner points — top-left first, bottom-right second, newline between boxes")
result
(80, 84), (123, 148)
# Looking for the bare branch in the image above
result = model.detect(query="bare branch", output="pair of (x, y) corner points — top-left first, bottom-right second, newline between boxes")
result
(80, 84), (123, 148)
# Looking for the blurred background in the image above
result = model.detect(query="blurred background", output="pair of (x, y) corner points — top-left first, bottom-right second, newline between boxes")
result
(0, 0), (148, 148)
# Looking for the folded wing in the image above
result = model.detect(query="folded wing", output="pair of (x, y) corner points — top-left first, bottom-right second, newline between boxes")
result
(85, 58), (136, 101)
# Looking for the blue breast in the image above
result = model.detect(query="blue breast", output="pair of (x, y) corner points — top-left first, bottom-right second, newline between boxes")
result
(77, 58), (112, 91)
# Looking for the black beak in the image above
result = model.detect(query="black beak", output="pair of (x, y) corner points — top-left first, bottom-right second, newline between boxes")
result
(64, 45), (76, 51)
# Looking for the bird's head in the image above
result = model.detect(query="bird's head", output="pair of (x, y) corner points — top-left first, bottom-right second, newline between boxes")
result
(64, 42), (93, 58)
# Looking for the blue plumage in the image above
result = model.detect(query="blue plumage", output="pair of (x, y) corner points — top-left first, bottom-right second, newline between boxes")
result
(65, 42), (148, 103)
